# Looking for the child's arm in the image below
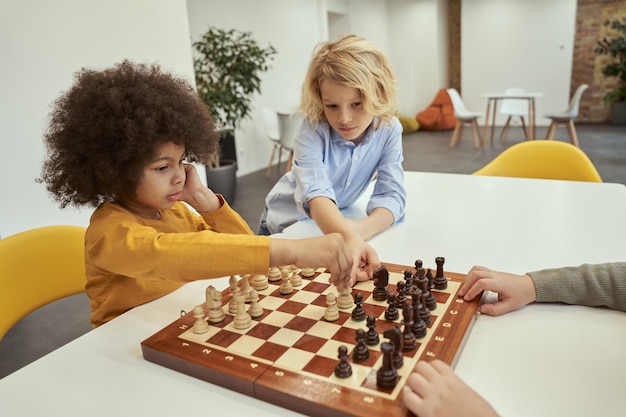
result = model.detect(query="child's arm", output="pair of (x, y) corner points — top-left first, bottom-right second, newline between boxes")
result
(345, 207), (394, 240)
(309, 196), (380, 285)
(181, 164), (221, 213)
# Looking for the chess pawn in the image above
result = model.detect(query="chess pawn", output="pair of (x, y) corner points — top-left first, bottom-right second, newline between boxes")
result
(384, 293), (399, 321)
(241, 274), (253, 302)
(396, 280), (407, 307)
(279, 268), (294, 294)
(232, 292), (252, 330)
(228, 288), (239, 315)
(191, 305), (209, 334)
(267, 266), (282, 282)
(247, 289), (263, 318)
(365, 315), (380, 346)
(290, 270), (303, 287)
(336, 282), (353, 309)
(352, 329), (369, 362)
(334, 345), (352, 378)
(324, 293), (339, 322)
(351, 292), (366, 321)
(251, 273), (269, 291)
(301, 267), (316, 278)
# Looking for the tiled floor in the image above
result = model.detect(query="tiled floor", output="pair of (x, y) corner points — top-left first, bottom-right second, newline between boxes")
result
(1, 123), (623, 379)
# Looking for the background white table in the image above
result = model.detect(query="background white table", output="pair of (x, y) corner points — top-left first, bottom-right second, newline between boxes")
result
(1, 172), (625, 417)
(482, 92), (543, 142)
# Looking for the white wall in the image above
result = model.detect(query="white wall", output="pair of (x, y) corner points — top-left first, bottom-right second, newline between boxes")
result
(0, 0), (195, 238)
(461, 0), (578, 126)
(1, 0), (578, 237)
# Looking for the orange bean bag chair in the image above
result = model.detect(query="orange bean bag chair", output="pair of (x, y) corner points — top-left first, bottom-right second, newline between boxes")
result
(415, 89), (457, 131)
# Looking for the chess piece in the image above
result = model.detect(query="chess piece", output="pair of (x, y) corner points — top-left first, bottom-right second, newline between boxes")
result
(352, 329), (369, 362)
(433, 256), (448, 290)
(251, 273), (269, 291)
(410, 289), (427, 339)
(191, 305), (209, 334)
(383, 326), (404, 369)
(418, 292), (432, 326)
(247, 289), (263, 317)
(365, 315), (380, 346)
(376, 342), (398, 388)
(334, 345), (352, 378)
(403, 269), (414, 292)
(279, 268), (294, 294)
(206, 285), (225, 323)
(402, 303), (417, 350)
(384, 293), (399, 321)
(290, 270), (303, 287)
(232, 292), (252, 330)
(228, 275), (239, 314)
(301, 267), (316, 277)
(324, 293), (339, 322)
(396, 280), (407, 307)
(241, 274), (253, 302)
(424, 268), (437, 310)
(336, 282), (353, 309)
(351, 292), (366, 321)
(267, 266), (282, 282)
(372, 266), (389, 301)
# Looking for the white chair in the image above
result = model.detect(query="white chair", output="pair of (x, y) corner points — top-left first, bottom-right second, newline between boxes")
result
(499, 87), (528, 143)
(446, 88), (484, 149)
(261, 107), (283, 177)
(277, 112), (302, 173)
(544, 84), (589, 148)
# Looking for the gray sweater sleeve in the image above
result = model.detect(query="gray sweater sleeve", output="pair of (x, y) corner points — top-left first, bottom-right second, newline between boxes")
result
(528, 262), (626, 312)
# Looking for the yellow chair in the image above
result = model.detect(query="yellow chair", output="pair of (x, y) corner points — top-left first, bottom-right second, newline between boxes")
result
(0, 225), (87, 341)
(472, 140), (602, 182)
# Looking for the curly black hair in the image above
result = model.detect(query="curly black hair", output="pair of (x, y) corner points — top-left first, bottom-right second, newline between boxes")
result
(39, 60), (220, 208)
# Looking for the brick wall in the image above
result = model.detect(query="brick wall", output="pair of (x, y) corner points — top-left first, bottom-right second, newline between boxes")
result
(447, 0), (626, 122)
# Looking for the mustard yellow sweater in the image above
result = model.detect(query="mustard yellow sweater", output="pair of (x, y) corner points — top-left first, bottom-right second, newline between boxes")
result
(85, 199), (270, 327)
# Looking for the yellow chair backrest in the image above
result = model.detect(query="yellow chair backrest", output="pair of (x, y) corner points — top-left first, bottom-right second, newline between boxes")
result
(472, 140), (602, 182)
(0, 225), (87, 341)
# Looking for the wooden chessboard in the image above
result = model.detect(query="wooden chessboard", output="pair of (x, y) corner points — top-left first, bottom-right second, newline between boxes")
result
(141, 261), (481, 417)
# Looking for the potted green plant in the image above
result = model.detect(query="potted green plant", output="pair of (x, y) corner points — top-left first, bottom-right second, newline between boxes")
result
(595, 18), (626, 125)
(193, 27), (277, 204)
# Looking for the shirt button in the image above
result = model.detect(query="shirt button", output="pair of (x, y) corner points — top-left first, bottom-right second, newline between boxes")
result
(353, 155), (358, 161)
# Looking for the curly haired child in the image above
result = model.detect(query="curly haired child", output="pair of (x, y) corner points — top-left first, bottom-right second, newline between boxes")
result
(259, 34), (406, 282)
(40, 60), (378, 327)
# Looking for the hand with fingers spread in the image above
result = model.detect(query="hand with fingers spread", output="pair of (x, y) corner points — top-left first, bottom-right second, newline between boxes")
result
(403, 360), (499, 417)
(459, 266), (537, 316)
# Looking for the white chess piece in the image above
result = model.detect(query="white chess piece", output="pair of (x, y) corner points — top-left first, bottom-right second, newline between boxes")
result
(247, 289), (263, 318)
(301, 267), (316, 278)
(279, 268), (294, 294)
(192, 305), (210, 334)
(206, 285), (225, 323)
(241, 274), (253, 302)
(336, 282), (353, 309)
(290, 270), (303, 287)
(251, 273), (269, 291)
(267, 266), (281, 282)
(324, 293), (339, 322)
(232, 292), (251, 330)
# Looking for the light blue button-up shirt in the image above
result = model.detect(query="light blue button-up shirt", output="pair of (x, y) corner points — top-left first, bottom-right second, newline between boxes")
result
(263, 117), (406, 234)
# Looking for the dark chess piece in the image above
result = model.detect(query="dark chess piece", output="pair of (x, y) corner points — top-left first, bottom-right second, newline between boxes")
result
(352, 328), (370, 362)
(414, 259), (425, 278)
(396, 280), (407, 308)
(376, 342), (398, 389)
(402, 303), (417, 351)
(384, 293), (399, 321)
(424, 268), (437, 310)
(410, 290), (427, 339)
(403, 269), (413, 293)
(351, 292), (366, 321)
(373, 266), (389, 301)
(434, 256), (448, 290)
(365, 315), (380, 346)
(334, 345), (352, 378)
(383, 326), (404, 369)
(418, 292), (432, 326)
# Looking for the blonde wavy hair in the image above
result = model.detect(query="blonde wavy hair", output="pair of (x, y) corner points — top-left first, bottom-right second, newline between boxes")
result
(299, 34), (398, 129)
